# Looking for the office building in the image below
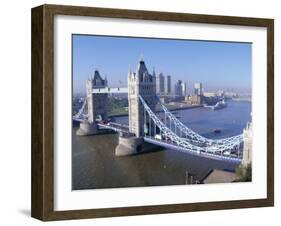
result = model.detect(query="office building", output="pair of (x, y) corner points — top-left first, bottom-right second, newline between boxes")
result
(194, 82), (202, 95)
(185, 94), (202, 105)
(156, 73), (165, 94)
(203, 92), (216, 97)
(181, 82), (187, 96)
(164, 75), (171, 95)
(174, 80), (183, 96)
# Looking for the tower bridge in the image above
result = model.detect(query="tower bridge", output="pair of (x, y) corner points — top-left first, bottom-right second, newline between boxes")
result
(74, 59), (247, 163)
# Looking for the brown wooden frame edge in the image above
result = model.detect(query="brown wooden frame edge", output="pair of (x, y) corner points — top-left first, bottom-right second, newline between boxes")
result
(31, 4), (274, 221)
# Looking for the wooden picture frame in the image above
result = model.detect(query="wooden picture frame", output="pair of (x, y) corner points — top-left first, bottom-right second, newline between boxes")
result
(31, 4), (274, 221)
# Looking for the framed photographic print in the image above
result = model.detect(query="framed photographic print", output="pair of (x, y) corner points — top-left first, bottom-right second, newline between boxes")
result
(31, 4), (274, 221)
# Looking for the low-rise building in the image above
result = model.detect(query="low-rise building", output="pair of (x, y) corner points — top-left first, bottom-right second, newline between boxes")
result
(225, 91), (238, 98)
(203, 169), (239, 184)
(203, 92), (217, 97)
(185, 94), (202, 105)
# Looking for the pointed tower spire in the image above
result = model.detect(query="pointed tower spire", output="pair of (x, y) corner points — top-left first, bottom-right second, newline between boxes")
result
(104, 74), (108, 86)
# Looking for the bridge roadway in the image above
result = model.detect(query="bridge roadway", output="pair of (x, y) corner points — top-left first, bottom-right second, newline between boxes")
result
(74, 114), (242, 163)
(96, 120), (242, 163)
(97, 122), (133, 135)
(92, 87), (128, 94)
(74, 119), (242, 163)
(143, 136), (241, 163)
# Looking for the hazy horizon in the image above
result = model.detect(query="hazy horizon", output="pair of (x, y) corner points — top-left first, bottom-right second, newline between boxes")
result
(72, 35), (252, 95)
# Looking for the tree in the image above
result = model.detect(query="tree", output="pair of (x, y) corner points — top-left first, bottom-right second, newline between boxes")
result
(235, 163), (252, 182)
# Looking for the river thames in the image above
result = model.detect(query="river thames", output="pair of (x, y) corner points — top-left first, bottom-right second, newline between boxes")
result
(72, 100), (251, 190)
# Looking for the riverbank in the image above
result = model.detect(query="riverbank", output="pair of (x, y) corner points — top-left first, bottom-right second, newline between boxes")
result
(109, 104), (202, 118)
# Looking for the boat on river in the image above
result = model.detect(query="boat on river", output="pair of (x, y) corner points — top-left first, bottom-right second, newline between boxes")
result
(204, 99), (227, 110)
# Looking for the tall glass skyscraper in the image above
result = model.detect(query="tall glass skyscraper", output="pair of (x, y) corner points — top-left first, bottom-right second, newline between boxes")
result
(164, 75), (171, 95)
(181, 82), (187, 96)
(175, 80), (183, 96)
(156, 73), (165, 94)
(194, 82), (202, 95)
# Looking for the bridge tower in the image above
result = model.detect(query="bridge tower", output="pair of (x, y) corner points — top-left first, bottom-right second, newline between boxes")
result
(87, 70), (108, 123)
(242, 119), (252, 165)
(128, 58), (157, 137)
(76, 70), (108, 135)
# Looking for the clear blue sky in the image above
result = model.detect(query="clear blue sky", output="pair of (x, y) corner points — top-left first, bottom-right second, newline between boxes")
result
(72, 34), (252, 94)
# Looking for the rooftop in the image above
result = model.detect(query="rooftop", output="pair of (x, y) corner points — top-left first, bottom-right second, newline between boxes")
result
(203, 169), (239, 184)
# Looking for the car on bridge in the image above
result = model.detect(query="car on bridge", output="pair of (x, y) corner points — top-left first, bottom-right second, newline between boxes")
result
(154, 134), (162, 140)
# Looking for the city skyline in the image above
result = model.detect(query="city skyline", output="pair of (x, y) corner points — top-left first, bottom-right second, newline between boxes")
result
(73, 35), (252, 94)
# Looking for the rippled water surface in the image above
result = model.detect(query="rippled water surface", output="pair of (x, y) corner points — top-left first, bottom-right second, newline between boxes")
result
(72, 100), (251, 190)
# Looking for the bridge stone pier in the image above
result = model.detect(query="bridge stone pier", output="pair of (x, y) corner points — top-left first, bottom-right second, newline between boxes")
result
(76, 70), (108, 136)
